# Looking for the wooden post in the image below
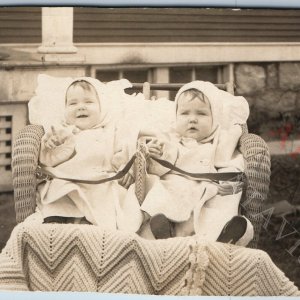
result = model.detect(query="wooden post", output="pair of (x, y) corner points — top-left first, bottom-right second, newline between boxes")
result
(38, 8), (84, 62)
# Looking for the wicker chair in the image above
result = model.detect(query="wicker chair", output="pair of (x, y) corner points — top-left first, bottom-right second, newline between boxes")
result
(4, 82), (299, 295)
(12, 82), (270, 249)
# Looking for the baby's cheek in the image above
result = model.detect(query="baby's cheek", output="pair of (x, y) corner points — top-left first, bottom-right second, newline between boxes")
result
(176, 119), (185, 128)
(66, 112), (76, 124)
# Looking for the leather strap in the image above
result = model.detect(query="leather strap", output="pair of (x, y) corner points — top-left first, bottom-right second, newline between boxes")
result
(36, 154), (137, 184)
(151, 156), (244, 182)
(36, 153), (244, 184)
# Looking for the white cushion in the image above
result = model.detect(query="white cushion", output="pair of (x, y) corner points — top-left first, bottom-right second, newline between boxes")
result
(28, 74), (175, 133)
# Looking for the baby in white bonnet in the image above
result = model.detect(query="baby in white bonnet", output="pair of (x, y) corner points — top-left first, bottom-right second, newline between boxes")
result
(38, 77), (141, 231)
(139, 81), (254, 246)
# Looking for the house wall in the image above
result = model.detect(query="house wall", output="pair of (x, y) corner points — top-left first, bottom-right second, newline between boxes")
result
(1, 61), (299, 154)
(1, 7), (300, 190)
(0, 7), (41, 43)
(74, 8), (300, 43)
(1, 8), (300, 44)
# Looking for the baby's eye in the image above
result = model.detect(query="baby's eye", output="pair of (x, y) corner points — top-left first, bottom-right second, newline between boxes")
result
(68, 102), (77, 106)
(196, 111), (207, 116)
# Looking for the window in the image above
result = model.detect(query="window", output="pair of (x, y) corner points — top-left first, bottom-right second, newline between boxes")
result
(95, 70), (118, 82)
(94, 67), (153, 95)
(92, 64), (232, 98)
(169, 65), (224, 99)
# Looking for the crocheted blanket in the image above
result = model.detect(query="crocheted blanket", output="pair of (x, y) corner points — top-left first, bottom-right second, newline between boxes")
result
(0, 222), (299, 296)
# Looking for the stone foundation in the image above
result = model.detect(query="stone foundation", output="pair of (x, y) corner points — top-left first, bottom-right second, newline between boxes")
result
(235, 62), (300, 146)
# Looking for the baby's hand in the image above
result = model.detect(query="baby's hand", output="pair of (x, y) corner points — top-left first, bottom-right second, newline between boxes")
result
(217, 181), (244, 196)
(43, 126), (74, 150)
(118, 173), (134, 189)
(145, 138), (164, 159)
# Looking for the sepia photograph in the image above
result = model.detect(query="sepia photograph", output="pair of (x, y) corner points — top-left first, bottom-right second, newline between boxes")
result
(0, 6), (300, 296)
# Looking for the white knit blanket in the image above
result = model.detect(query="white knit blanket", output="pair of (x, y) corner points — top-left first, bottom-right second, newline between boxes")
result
(0, 222), (299, 296)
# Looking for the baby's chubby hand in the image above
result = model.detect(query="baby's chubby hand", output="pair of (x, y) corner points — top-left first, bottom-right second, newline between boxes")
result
(217, 181), (243, 196)
(145, 137), (164, 159)
(43, 126), (75, 150)
(118, 173), (134, 189)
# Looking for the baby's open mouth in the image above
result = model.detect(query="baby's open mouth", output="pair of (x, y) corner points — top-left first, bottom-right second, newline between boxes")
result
(77, 115), (88, 118)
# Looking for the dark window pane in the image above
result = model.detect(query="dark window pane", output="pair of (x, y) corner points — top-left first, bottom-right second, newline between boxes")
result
(123, 70), (148, 83)
(170, 67), (192, 83)
(195, 66), (219, 83)
(122, 70), (149, 95)
(169, 67), (192, 99)
(96, 70), (119, 82)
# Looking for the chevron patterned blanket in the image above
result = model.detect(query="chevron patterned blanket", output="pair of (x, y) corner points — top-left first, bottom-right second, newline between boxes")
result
(0, 222), (299, 296)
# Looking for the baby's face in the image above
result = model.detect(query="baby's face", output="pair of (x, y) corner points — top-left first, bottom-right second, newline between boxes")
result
(176, 94), (212, 142)
(65, 85), (101, 130)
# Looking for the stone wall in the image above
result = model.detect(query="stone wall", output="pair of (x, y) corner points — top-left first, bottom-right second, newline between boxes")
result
(235, 63), (300, 206)
(235, 63), (300, 144)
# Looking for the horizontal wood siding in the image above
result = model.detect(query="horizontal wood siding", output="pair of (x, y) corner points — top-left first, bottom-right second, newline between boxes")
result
(0, 8), (299, 44)
(74, 8), (300, 43)
(0, 7), (41, 43)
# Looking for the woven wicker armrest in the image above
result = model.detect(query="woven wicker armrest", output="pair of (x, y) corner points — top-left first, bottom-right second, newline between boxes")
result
(12, 125), (44, 223)
(238, 130), (271, 248)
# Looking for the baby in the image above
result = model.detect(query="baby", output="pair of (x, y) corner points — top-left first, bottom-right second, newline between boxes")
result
(38, 77), (141, 231)
(139, 81), (253, 246)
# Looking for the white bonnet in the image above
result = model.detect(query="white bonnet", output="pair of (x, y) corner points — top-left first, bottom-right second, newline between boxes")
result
(174, 80), (249, 130)
(65, 77), (111, 127)
(28, 74), (135, 132)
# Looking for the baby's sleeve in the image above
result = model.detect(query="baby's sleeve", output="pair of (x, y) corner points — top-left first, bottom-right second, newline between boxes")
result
(111, 126), (137, 175)
(39, 133), (76, 167)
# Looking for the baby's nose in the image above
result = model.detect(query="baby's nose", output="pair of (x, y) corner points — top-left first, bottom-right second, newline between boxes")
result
(189, 116), (198, 123)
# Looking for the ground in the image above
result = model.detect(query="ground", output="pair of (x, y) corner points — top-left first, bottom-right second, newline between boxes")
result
(0, 193), (16, 251)
(259, 213), (300, 288)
